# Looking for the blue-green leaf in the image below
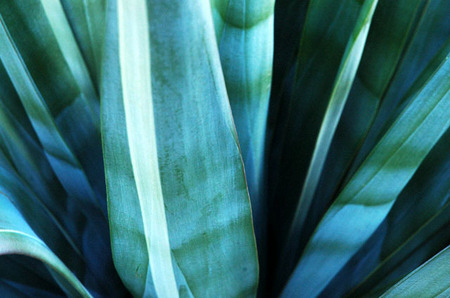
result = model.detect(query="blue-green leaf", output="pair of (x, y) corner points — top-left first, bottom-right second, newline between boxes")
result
(282, 51), (450, 297)
(381, 245), (450, 298)
(0, 193), (91, 297)
(210, 0), (275, 268)
(102, 0), (258, 296)
(281, 0), (378, 270)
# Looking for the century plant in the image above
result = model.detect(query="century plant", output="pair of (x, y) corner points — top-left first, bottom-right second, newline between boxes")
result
(0, 0), (448, 297)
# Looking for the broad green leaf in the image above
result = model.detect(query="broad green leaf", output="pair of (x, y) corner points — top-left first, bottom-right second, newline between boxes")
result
(282, 52), (450, 297)
(102, 0), (258, 297)
(0, 193), (91, 297)
(280, 0), (378, 274)
(210, 0), (275, 264)
(118, 0), (176, 296)
(381, 245), (450, 298)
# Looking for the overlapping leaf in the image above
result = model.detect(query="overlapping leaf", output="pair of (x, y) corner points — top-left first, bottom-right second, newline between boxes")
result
(281, 0), (378, 273)
(211, 0), (275, 272)
(0, 191), (91, 297)
(381, 245), (450, 297)
(102, 0), (258, 296)
(282, 51), (450, 297)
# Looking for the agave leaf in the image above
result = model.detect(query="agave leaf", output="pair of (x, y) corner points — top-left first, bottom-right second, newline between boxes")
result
(0, 7), (103, 213)
(210, 0), (275, 267)
(321, 130), (450, 297)
(0, 132), (85, 271)
(116, 0), (177, 296)
(0, 6), (124, 295)
(0, 193), (91, 297)
(346, 0), (450, 178)
(281, 51), (450, 297)
(0, 152), (122, 296)
(0, 255), (59, 293)
(267, 0), (309, 103)
(102, 0), (258, 297)
(39, 0), (99, 115)
(267, 0), (361, 206)
(361, 206), (450, 297)
(354, 131), (450, 296)
(0, 280), (62, 298)
(0, 62), (84, 251)
(311, 0), (424, 232)
(381, 0), (450, 110)
(0, 145), (121, 295)
(280, 0), (378, 275)
(0, 280), (28, 297)
(0, 63), (68, 211)
(265, 0), (309, 188)
(0, 278), (59, 298)
(0, 1), (106, 212)
(381, 245), (450, 298)
(60, 0), (106, 87)
(266, 2), (364, 289)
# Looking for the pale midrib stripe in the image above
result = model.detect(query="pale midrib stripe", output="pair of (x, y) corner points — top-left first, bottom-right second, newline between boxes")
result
(285, 0), (378, 252)
(117, 1), (178, 297)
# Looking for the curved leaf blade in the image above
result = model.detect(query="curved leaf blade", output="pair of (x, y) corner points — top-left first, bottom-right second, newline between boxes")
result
(0, 8), (103, 213)
(281, 0), (378, 267)
(282, 52), (450, 297)
(0, 193), (91, 298)
(381, 245), (450, 298)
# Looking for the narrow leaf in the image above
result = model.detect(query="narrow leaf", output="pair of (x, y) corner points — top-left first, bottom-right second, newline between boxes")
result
(282, 52), (450, 297)
(0, 11), (102, 213)
(0, 193), (91, 297)
(60, 0), (106, 87)
(381, 245), (450, 298)
(279, 0), (378, 281)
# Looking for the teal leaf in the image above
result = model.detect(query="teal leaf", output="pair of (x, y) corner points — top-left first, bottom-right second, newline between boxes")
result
(281, 0), (379, 269)
(381, 245), (450, 298)
(282, 51), (450, 297)
(0, 193), (91, 297)
(102, 0), (258, 296)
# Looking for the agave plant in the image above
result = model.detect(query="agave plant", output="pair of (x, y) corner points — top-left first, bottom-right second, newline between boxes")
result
(0, 0), (448, 297)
